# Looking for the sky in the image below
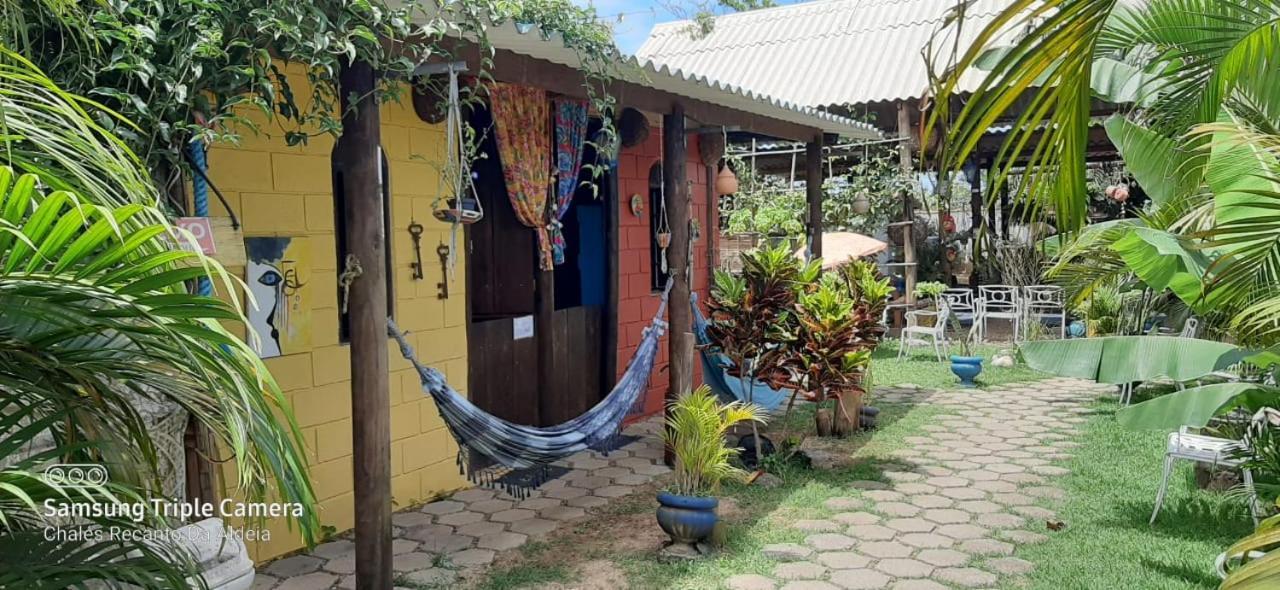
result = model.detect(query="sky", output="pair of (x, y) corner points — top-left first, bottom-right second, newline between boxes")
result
(575, 0), (804, 55)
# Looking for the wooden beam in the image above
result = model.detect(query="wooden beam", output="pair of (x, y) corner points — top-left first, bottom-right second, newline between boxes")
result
(806, 136), (824, 258)
(337, 59), (392, 590)
(664, 104), (692, 466)
(897, 103), (917, 305)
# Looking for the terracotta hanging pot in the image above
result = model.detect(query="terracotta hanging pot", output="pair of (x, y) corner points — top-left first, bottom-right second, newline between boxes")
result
(852, 191), (871, 214)
(715, 166), (739, 196)
(656, 231), (672, 249)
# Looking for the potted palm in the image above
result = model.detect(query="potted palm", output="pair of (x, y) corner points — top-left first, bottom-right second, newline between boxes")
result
(657, 386), (765, 552)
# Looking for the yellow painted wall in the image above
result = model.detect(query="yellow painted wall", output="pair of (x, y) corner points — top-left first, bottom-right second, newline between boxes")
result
(203, 70), (470, 561)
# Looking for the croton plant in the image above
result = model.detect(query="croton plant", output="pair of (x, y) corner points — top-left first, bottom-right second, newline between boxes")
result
(706, 243), (893, 437)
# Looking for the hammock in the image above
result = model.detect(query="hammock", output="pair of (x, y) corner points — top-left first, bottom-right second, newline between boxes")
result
(691, 294), (789, 411)
(389, 284), (671, 497)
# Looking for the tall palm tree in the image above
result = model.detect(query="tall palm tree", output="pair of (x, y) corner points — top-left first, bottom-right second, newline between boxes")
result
(0, 47), (317, 588)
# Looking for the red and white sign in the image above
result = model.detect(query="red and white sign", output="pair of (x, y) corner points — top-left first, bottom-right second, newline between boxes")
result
(176, 217), (216, 255)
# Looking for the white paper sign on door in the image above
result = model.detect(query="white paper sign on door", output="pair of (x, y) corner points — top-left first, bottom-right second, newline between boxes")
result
(513, 315), (534, 340)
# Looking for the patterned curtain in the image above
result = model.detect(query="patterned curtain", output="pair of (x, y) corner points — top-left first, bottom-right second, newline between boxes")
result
(550, 97), (589, 265)
(490, 83), (554, 270)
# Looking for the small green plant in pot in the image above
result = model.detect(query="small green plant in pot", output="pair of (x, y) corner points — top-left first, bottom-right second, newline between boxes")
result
(657, 385), (765, 553)
(913, 281), (949, 327)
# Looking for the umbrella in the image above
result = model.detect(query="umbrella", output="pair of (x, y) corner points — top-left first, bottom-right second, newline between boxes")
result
(794, 232), (888, 269)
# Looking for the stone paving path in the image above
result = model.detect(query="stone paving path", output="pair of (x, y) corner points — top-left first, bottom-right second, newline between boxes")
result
(253, 419), (669, 590)
(729, 378), (1109, 590)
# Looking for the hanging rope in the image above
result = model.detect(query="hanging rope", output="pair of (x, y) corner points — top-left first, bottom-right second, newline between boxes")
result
(338, 254), (363, 314)
(431, 64), (480, 279)
(656, 177), (671, 275)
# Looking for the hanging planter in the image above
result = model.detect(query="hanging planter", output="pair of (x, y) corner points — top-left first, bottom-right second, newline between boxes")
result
(715, 166), (739, 196)
(656, 231), (673, 249)
(433, 197), (484, 225)
(852, 191), (871, 214)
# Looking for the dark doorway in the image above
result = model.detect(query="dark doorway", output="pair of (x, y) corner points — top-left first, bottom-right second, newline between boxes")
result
(466, 106), (612, 428)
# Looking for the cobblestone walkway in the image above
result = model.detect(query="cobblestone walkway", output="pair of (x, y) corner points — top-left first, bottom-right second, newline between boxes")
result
(253, 419), (668, 590)
(729, 378), (1109, 590)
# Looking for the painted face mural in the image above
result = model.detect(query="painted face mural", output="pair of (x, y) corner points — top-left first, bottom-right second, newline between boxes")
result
(245, 237), (311, 358)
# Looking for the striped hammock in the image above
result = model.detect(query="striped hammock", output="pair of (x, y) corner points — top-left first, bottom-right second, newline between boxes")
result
(389, 284), (670, 497)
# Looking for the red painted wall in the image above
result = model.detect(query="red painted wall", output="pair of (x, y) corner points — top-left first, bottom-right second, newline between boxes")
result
(615, 127), (711, 419)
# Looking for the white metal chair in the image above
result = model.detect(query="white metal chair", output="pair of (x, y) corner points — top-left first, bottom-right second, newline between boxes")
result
(1151, 426), (1259, 525)
(899, 303), (950, 362)
(976, 285), (1021, 343)
(941, 288), (975, 328)
(1023, 285), (1066, 340)
(1179, 317), (1201, 338)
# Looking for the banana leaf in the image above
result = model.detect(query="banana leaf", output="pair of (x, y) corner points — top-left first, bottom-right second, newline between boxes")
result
(1117, 383), (1279, 430)
(1111, 227), (1220, 310)
(1104, 115), (1201, 207)
(1020, 336), (1245, 384)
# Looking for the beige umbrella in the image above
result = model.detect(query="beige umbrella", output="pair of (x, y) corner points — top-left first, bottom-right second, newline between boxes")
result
(795, 231), (889, 269)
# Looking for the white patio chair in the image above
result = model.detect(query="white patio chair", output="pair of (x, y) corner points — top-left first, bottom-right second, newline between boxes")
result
(941, 288), (976, 329)
(898, 303), (950, 362)
(976, 285), (1021, 343)
(1179, 317), (1200, 338)
(1151, 426), (1259, 525)
(1023, 285), (1066, 340)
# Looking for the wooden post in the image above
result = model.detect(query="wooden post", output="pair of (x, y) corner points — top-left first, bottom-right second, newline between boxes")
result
(664, 104), (692, 466)
(806, 135), (824, 258)
(706, 162), (718, 272)
(897, 103), (917, 305)
(1000, 179), (1011, 239)
(336, 59), (392, 590)
(535, 265), (554, 427)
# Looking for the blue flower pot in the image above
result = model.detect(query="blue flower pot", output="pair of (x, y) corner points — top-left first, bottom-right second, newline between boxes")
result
(656, 492), (719, 544)
(950, 355), (984, 388)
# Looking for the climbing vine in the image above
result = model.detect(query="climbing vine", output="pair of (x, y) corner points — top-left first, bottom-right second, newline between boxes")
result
(0, 0), (620, 202)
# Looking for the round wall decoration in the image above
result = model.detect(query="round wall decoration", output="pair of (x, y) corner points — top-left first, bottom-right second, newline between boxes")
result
(629, 193), (645, 217)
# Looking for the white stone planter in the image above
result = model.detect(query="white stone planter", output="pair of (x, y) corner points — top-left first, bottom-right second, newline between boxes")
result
(181, 518), (255, 590)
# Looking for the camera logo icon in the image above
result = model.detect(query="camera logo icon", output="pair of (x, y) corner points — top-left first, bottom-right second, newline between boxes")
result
(42, 464), (109, 488)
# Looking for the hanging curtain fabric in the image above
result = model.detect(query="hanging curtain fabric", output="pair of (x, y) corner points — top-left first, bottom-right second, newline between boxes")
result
(550, 97), (589, 265)
(490, 83), (555, 270)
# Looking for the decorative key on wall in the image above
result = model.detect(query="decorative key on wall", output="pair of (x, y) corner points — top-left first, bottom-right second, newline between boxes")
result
(407, 220), (425, 280)
(436, 243), (450, 299)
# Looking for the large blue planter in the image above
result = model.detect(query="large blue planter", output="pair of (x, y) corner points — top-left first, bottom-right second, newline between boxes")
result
(950, 355), (984, 388)
(656, 492), (719, 544)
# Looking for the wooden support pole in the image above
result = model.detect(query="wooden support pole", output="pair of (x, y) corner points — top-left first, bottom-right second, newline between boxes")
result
(806, 135), (824, 258)
(664, 104), (692, 466)
(970, 164), (984, 288)
(535, 266), (554, 427)
(337, 59), (392, 590)
(897, 103), (917, 305)
(1000, 179), (1011, 240)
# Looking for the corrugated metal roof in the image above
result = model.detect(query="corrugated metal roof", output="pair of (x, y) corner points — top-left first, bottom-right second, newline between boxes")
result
(636, 0), (1012, 107)
(474, 20), (883, 140)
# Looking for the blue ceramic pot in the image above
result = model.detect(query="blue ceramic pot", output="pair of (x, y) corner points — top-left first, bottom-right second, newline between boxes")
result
(656, 492), (719, 544)
(950, 355), (984, 388)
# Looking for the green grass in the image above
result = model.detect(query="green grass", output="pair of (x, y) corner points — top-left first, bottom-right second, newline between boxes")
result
(871, 339), (1045, 390)
(1015, 399), (1254, 590)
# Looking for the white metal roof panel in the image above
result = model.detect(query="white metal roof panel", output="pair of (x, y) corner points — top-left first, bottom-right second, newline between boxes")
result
(637, 0), (1011, 107)
(472, 20), (882, 139)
